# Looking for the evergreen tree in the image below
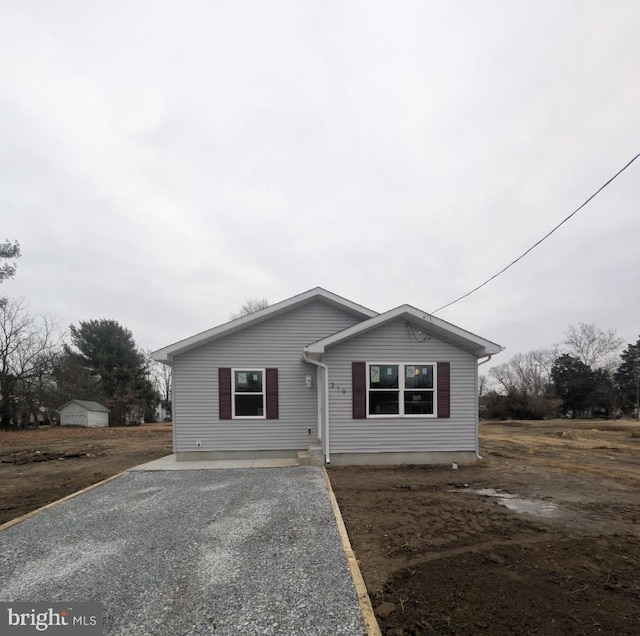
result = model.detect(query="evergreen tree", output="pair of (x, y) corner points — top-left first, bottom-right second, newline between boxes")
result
(551, 354), (595, 418)
(69, 319), (156, 425)
(615, 337), (640, 416)
(0, 239), (20, 307)
(0, 239), (20, 285)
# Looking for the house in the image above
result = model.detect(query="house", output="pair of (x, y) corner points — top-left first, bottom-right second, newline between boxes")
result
(155, 403), (170, 422)
(59, 400), (109, 427)
(152, 288), (503, 465)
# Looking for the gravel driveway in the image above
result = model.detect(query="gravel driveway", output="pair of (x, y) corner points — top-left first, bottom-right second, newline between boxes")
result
(0, 467), (366, 635)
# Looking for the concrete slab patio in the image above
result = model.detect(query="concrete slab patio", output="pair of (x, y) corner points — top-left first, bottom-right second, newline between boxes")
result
(0, 467), (367, 636)
(132, 454), (299, 470)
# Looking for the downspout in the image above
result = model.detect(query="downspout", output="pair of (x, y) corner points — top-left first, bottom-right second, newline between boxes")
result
(478, 355), (493, 367)
(302, 349), (331, 464)
(168, 355), (176, 455)
(475, 355), (493, 459)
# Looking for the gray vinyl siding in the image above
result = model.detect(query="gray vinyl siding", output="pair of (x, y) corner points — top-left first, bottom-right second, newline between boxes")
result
(172, 300), (364, 452)
(323, 320), (478, 454)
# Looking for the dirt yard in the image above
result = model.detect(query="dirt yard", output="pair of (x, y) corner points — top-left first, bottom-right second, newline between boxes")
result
(0, 423), (172, 525)
(2, 420), (640, 634)
(330, 419), (640, 635)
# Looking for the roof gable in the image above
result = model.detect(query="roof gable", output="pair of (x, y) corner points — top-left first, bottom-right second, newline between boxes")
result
(305, 304), (503, 358)
(152, 287), (377, 362)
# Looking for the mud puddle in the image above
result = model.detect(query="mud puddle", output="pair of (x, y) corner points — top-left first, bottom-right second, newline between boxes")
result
(453, 487), (558, 518)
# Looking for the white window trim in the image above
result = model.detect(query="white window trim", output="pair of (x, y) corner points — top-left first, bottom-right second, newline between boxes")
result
(231, 368), (266, 419)
(366, 362), (437, 418)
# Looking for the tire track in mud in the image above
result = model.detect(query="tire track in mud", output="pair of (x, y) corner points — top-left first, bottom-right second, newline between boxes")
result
(398, 533), (563, 569)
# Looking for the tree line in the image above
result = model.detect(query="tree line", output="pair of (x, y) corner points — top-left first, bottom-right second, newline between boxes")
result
(0, 240), (170, 429)
(481, 323), (640, 420)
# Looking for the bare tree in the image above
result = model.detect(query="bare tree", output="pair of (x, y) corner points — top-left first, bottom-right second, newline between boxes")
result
(563, 323), (624, 370)
(149, 358), (172, 416)
(0, 298), (62, 427)
(229, 297), (270, 320)
(478, 374), (488, 399)
(489, 348), (557, 397)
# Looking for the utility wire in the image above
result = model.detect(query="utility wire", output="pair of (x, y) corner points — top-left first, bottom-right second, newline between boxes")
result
(431, 152), (640, 315)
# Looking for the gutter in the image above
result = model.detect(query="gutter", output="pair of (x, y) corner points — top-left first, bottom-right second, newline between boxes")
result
(302, 348), (330, 464)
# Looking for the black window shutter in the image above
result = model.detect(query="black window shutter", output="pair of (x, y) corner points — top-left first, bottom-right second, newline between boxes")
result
(219, 368), (232, 420)
(266, 368), (279, 419)
(352, 361), (367, 419)
(437, 362), (450, 418)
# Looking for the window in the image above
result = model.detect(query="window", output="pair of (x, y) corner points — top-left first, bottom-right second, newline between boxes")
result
(367, 363), (435, 417)
(219, 368), (278, 420)
(232, 369), (265, 418)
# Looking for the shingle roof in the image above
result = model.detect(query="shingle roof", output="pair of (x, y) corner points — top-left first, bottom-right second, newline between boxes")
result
(59, 400), (109, 412)
(305, 304), (504, 358)
(151, 287), (378, 362)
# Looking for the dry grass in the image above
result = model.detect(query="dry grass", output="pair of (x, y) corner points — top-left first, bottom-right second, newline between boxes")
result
(0, 422), (171, 451)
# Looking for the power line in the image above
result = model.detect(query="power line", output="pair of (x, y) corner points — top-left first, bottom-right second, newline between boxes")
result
(431, 152), (640, 315)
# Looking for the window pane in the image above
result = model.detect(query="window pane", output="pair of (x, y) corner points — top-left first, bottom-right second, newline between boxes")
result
(234, 370), (263, 392)
(405, 365), (433, 389)
(404, 391), (434, 415)
(370, 365), (398, 389)
(235, 394), (264, 417)
(369, 390), (399, 415)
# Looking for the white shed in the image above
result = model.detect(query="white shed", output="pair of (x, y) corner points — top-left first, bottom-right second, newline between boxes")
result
(59, 400), (109, 427)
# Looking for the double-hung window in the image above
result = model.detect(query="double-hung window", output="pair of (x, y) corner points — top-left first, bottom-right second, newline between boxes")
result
(232, 369), (265, 418)
(368, 363), (435, 416)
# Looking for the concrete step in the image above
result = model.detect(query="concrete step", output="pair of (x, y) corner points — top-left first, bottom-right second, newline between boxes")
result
(298, 446), (324, 466)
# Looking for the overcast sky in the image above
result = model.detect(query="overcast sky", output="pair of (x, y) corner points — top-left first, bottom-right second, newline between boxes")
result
(2, 0), (639, 370)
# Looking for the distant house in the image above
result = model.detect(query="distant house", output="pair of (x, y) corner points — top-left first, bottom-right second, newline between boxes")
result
(59, 400), (109, 428)
(155, 403), (171, 422)
(152, 287), (503, 465)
